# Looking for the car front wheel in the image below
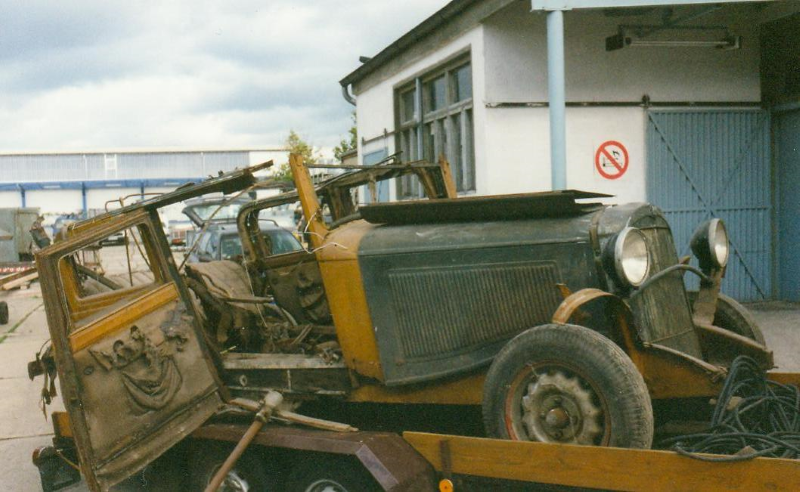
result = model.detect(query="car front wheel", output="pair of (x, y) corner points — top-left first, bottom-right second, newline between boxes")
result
(483, 323), (653, 449)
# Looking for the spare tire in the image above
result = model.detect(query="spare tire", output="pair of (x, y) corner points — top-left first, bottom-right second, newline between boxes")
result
(483, 323), (653, 449)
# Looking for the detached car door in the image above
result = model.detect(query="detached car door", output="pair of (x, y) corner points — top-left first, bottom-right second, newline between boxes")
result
(37, 209), (226, 491)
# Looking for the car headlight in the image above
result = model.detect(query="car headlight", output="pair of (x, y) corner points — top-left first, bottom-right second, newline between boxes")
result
(690, 218), (729, 269)
(603, 227), (650, 288)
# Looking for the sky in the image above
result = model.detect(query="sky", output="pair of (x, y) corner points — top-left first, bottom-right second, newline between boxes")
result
(0, 1), (450, 155)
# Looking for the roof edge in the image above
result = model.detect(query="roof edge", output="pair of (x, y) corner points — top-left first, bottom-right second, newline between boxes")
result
(339, 0), (480, 88)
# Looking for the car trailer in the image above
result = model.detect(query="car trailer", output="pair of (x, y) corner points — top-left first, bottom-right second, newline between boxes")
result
(33, 370), (800, 492)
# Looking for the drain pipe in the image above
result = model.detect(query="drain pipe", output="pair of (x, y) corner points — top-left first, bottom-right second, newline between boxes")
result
(341, 84), (356, 106)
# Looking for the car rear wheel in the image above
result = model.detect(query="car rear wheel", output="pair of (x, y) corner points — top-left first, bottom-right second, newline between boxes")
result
(686, 291), (765, 345)
(483, 323), (653, 449)
(285, 455), (380, 492)
(188, 442), (280, 491)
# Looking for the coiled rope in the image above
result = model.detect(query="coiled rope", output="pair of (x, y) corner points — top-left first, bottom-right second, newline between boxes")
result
(662, 356), (800, 461)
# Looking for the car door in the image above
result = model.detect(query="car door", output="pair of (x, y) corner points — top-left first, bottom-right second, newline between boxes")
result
(37, 209), (227, 491)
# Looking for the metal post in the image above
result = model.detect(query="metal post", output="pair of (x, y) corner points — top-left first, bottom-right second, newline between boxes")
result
(547, 9), (567, 190)
(19, 186), (26, 208)
(140, 182), (145, 201)
(81, 183), (88, 219)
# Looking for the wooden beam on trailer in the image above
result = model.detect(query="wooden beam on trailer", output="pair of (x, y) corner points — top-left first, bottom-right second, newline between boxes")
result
(403, 432), (800, 491)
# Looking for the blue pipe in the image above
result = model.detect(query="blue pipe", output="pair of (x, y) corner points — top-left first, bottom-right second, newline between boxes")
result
(547, 9), (567, 190)
(81, 183), (88, 218)
(19, 186), (26, 207)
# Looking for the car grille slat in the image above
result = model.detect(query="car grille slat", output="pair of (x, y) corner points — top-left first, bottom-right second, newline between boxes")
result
(388, 262), (562, 360)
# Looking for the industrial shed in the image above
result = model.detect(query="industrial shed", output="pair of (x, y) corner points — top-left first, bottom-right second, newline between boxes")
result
(340, 0), (800, 302)
(0, 148), (286, 218)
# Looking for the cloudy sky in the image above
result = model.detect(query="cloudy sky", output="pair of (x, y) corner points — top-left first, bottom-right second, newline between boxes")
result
(0, 1), (450, 154)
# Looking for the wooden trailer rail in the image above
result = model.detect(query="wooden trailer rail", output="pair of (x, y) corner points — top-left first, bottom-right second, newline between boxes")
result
(403, 371), (800, 492)
(404, 432), (800, 491)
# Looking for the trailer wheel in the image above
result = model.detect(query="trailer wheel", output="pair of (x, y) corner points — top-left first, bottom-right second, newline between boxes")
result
(188, 442), (280, 491)
(285, 454), (380, 492)
(0, 301), (7, 325)
(483, 323), (653, 448)
(686, 291), (765, 345)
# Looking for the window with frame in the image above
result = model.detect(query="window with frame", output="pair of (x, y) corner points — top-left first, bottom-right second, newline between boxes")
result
(396, 57), (475, 198)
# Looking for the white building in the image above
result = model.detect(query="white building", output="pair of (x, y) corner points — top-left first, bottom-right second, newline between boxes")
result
(340, 0), (800, 301)
(0, 148), (287, 220)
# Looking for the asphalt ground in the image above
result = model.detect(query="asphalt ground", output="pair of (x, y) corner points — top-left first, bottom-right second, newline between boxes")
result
(1, 276), (799, 490)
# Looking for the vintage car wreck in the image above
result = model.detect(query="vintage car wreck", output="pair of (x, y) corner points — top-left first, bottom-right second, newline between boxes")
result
(29, 155), (772, 490)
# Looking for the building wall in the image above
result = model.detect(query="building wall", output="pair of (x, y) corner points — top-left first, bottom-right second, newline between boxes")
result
(0, 151), (252, 183)
(352, 3), (765, 202)
(483, 4), (761, 104)
(0, 192), (20, 208)
(354, 25), (486, 198)
(484, 106), (647, 203)
(478, 3), (762, 202)
(26, 190), (82, 214)
(0, 150), (277, 217)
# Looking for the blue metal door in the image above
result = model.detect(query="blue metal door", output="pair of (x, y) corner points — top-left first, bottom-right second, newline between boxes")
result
(646, 110), (772, 301)
(777, 109), (800, 301)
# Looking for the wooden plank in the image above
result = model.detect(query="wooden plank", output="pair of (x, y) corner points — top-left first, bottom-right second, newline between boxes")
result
(0, 268), (37, 289)
(402, 432), (800, 491)
(768, 371), (800, 387)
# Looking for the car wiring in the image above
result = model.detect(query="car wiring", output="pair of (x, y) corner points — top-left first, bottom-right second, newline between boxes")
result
(661, 355), (800, 461)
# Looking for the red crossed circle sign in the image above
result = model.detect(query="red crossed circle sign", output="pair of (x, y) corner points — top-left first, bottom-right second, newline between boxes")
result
(594, 141), (629, 180)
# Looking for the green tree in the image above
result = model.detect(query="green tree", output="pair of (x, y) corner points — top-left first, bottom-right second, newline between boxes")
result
(274, 130), (319, 182)
(334, 111), (358, 161)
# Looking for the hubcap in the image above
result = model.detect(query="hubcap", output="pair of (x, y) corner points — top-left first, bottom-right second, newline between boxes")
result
(305, 478), (348, 492)
(207, 466), (250, 492)
(511, 367), (605, 445)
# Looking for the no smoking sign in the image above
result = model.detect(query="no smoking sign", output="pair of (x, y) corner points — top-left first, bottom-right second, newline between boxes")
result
(594, 141), (629, 180)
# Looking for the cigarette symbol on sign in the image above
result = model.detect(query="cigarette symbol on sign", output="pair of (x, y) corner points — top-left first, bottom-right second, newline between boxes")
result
(594, 141), (629, 180)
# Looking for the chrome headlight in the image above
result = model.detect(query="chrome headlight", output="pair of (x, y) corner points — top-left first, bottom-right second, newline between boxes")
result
(690, 218), (729, 269)
(604, 227), (650, 288)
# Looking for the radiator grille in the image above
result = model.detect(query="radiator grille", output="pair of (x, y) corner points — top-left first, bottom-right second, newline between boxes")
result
(631, 228), (702, 357)
(388, 262), (562, 360)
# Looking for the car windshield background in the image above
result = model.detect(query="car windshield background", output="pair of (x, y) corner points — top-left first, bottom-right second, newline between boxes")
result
(220, 229), (302, 260)
(190, 203), (242, 223)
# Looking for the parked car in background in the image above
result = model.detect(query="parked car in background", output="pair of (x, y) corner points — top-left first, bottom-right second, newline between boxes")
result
(185, 221), (302, 263)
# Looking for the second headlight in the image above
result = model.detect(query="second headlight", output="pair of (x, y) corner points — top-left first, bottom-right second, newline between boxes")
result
(604, 227), (651, 288)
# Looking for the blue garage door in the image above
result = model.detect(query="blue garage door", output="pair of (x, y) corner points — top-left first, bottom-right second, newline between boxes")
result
(777, 108), (800, 301)
(646, 110), (771, 301)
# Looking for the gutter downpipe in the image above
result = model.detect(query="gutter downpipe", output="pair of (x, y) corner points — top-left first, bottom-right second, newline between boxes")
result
(341, 84), (356, 106)
(546, 8), (567, 190)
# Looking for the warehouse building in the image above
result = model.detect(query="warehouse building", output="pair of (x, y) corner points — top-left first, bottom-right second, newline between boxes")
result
(0, 148), (286, 220)
(340, 0), (800, 301)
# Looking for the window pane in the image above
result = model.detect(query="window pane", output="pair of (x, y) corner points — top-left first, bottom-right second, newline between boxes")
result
(60, 224), (162, 327)
(464, 109), (475, 191)
(454, 64), (472, 102)
(450, 114), (463, 190)
(400, 89), (416, 123)
(427, 76), (446, 112)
